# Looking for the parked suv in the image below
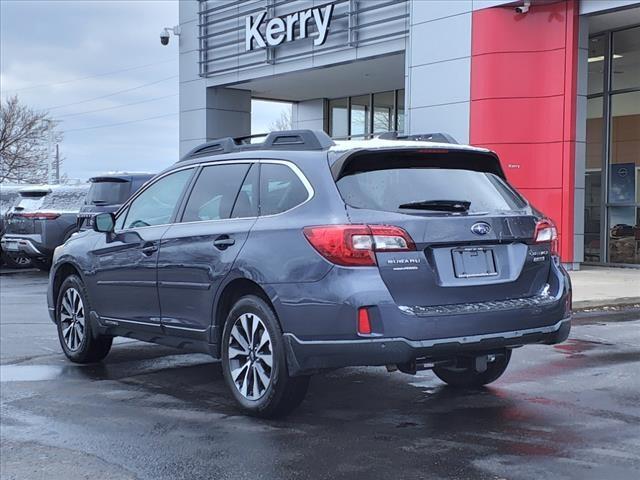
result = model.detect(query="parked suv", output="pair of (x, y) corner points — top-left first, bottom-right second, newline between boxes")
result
(2, 185), (88, 270)
(77, 173), (153, 231)
(0, 186), (32, 269)
(47, 130), (572, 417)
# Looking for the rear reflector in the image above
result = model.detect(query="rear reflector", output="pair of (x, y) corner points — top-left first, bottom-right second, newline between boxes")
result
(303, 224), (415, 266)
(357, 307), (372, 335)
(534, 219), (558, 256)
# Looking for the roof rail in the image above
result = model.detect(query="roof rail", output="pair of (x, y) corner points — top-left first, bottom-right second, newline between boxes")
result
(180, 129), (334, 161)
(376, 131), (458, 144)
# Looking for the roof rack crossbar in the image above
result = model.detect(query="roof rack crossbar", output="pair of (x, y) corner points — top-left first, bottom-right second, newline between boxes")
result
(180, 130), (334, 161)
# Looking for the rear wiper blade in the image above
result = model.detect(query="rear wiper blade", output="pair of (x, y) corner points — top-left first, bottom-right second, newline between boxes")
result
(398, 200), (471, 212)
(90, 200), (108, 205)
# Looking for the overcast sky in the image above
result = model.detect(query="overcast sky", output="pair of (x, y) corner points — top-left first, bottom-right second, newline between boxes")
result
(0, 0), (289, 182)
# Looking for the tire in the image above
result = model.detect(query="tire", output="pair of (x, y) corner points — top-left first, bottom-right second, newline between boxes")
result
(433, 350), (512, 388)
(221, 295), (310, 418)
(56, 274), (112, 363)
(1, 252), (33, 269)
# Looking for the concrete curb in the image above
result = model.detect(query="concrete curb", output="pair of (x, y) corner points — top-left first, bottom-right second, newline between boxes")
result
(572, 297), (640, 311)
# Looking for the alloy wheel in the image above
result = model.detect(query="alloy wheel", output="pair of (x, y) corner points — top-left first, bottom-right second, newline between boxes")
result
(59, 288), (85, 351)
(227, 313), (273, 400)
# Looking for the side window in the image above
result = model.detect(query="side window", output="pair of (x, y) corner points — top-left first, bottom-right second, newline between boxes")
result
(122, 169), (193, 229)
(181, 163), (251, 223)
(231, 163), (259, 218)
(259, 163), (309, 216)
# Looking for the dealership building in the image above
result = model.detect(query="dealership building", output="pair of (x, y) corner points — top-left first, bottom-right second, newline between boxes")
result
(178, 0), (640, 267)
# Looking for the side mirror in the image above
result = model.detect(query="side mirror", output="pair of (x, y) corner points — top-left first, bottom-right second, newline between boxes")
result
(93, 213), (115, 233)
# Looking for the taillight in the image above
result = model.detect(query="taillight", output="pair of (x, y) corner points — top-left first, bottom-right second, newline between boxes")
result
(21, 212), (60, 220)
(303, 224), (416, 266)
(534, 219), (558, 256)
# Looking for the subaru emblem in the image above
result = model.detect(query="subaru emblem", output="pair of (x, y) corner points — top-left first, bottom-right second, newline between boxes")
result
(471, 222), (491, 235)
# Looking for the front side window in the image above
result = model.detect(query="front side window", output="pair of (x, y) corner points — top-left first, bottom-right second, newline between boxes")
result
(260, 163), (309, 216)
(120, 169), (193, 229)
(181, 163), (252, 223)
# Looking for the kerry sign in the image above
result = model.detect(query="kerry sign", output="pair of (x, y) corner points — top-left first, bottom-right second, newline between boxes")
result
(245, 4), (335, 51)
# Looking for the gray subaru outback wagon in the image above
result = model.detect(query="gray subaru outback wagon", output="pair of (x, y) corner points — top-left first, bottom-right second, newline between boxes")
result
(47, 130), (571, 417)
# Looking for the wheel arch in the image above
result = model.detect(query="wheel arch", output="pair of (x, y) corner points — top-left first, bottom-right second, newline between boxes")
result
(213, 277), (279, 345)
(51, 262), (84, 311)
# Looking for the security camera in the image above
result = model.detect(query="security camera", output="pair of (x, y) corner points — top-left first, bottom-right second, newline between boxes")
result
(160, 29), (170, 45)
(515, 1), (530, 13)
(160, 26), (180, 46)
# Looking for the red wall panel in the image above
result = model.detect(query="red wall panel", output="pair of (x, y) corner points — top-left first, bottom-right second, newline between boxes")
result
(471, 2), (567, 55)
(471, 96), (565, 144)
(470, 0), (579, 263)
(475, 142), (564, 189)
(471, 49), (566, 100)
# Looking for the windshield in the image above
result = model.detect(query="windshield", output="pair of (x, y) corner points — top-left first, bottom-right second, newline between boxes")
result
(337, 168), (526, 214)
(85, 180), (130, 205)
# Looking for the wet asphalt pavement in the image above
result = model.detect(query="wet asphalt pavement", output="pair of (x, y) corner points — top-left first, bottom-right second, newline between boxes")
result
(1, 270), (639, 480)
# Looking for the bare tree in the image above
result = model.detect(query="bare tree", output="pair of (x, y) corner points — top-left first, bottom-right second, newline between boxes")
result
(269, 108), (292, 132)
(0, 95), (62, 184)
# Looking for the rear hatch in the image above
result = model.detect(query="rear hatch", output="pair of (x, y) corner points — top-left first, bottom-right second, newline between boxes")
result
(333, 147), (554, 307)
(6, 189), (51, 235)
(78, 178), (132, 229)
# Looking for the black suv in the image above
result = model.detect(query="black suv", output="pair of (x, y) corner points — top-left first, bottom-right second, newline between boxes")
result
(77, 173), (153, 230)
(2, 185), (88, 270)
(48, 131), (571, 417)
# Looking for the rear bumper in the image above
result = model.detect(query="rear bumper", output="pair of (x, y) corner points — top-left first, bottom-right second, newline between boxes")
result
(268, 259), (572, 376)
(284, 317), (571, 375)
(0, 235), (45, 257)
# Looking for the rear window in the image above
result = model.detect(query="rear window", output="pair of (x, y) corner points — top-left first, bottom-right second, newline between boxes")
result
(16, 195), (46, 212)
(260, 163), (309, 215)
(85, 180), (131, 206)
(42, 190), (88, 211)
(337, 168), (526, 214)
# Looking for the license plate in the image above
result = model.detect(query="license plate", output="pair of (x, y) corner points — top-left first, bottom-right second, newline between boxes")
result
(4, 242), (19, 252)
(452, 247), (497, 278)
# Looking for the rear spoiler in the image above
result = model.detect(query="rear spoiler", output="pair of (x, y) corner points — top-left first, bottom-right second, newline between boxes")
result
(330, 148), (506, 181)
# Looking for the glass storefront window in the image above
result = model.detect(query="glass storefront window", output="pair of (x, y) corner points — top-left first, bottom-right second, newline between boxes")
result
(587, 35), (606, 95)
(350, 95), (370, 138)
(373, 91), (395, 133)
(584, 97), (604, 262)
(585, 25), (640, 266)
(607, 91), (639, 264)
(329, 98), (348, 138)
(397, 89), (405, 133)
(608, 207), (639, 264)
(612, 26), (640, 91)
(327, 89), (405, 139)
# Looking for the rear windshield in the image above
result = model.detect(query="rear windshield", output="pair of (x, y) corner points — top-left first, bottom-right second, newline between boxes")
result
(16, 195), (46, 212)
(42, 190), (88, 211)
(85, 180), (131, 205)
(337, 168), (526, 214)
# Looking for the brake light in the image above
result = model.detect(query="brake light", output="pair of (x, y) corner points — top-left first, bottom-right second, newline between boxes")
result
(534, 219), (558, 256)
(303, 224), (416, 266)
(20, 212), (60, 220)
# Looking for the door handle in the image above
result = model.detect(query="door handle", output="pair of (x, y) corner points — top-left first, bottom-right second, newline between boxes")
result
(213, 235), (235, 250)
(141, 243), (158, 256)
